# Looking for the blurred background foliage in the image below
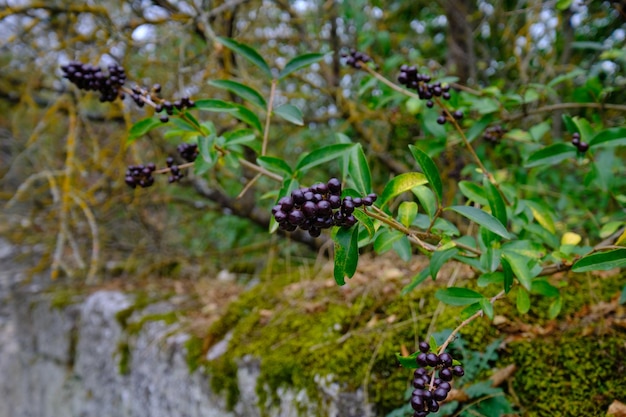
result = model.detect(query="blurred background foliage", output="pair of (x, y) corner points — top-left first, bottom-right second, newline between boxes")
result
(0, 0), (625, 282)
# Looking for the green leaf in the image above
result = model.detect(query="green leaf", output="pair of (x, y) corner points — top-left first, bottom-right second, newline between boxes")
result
(349, 144), (372, 195)
(465, 114), (495, 143)
(458, 181), (488, 206)
(296, 143), (355, 173)
(589, 127), (626, 148)
(223, 129), (257, 146)
(278, 52), (325, 79)
(447, 206), (513, 239)
(480, 298), (494, 320)
(570, 116), (595, 142)
(524, 143), (577, 168)
(460, 302), (483, 319)
(379, 172), (428, 208)
(572, 249), (626, 272)
(516, 288), (531, 314)
(128, 117), (162, 142)
(274, 104), (304, 126)
(549, 296), (563, 319)
(194, 99), (239, 113)
(408, 145), (443, 204)
(501, 257), (514, 293)
(477, 272), (504, 287)
(395, 351), (419, 369)
(194, 155), (214, 175)
(393, 236), (412, 262)
(529, 121), (551, 142)
(435, 287), (485, 306)
(374, 228), (404, 254)
(483, 178), (507, 226)
(430, 248), (459, 280)
(257, 156), (293, 176)
(398, 201), (418, 228)
(333, 226), (359, 285)
(198, 134), (216, 163)
(412, 186), (436, 219)
(556, 0), (573, 10)
(208, 79), (267, 109)
(216, 37), (272, 79)
(232, 105), (263, 132)
(352, 210), (375, 238)
(501, 252), (533, 290)
(171, 116), (198, 132)
(401, 269), (430, 295)
(525, 200), (556, 234)
(531, 279), (560, 297)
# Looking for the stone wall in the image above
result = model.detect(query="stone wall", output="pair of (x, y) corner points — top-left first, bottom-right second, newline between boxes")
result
(0, 239), (369, 417)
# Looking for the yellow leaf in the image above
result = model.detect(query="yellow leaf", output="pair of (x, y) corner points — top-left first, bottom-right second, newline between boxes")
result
(561, 232), (582, 246)
(616, 228), (626, 247)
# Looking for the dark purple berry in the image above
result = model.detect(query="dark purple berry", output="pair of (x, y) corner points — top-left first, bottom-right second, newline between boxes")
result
(436, 116), (446, 125)
(416, 353), (428, 367)
(452, 110), (464, 120)
(291, 189), (306, 205)
(438, 381), (451, 392)
(439, 368), (453, 381)
(433, 388), (448, 401)
(427, 399), (439, 412)
(327, 178), (342, 194)
(288, 210), (305, 225)
(274, 211), (288, 223)
(439, 352), (453, 368)
(578, 142), (589, 152)
(418, 341), (430, 353)
(452, 365), (465, 377)
(302, 201), (317, 218)
(410, 395), (425, 412)
(279, 196), (294, 212)
(425, 353), (439, 367)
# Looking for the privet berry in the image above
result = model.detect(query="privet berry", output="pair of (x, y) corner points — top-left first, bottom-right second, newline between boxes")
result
(271, 178), (378, 238)
(61, 61), (126, 102)
(342, 49), (373, 69)
(408, 341), (465, 415)
(483, 125), (506, 143)
(125, 163), (156, 188)
(571, 132), (589, 153)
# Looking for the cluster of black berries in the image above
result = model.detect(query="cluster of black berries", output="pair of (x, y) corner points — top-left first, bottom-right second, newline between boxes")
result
(571, 132), (589, 153)
(483, 125), (506, 143)
(166, 157), (184, 183)
(410, 341), (464, 416)
(61, 61), (126, 102)
(125, 163), (156, 188)
(342, 49), (373, 69)
(128, 84), (195, 123)
(271, 178), (377, 237)
(436, 110), (464, 125)
(177, 143), (198, 162)
(398, 65), (452, 109)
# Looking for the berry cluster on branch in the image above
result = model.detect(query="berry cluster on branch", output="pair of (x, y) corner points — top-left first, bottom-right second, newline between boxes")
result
(410, 341), (465, 416)
(272, 178), (377, 237)
(61, 61), (126, 102)
(342, 49), (373, 69)
(571, 132), (589, 153)
(483, 125), (506, 143)
(125, 163), (156, 189)
(398, 65), (452, 109)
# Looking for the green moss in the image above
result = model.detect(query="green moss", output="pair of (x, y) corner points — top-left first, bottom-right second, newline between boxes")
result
(125, 311), (179, 335)
(184, 335), (205, 373)
(506, 331), (626, 416)
(117, 341), (132, 375)
(48, 287), (83, 310)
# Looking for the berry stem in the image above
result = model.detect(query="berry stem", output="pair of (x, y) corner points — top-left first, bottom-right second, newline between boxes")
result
(437, 290), (505, 355)
(262, 79), (278, 156)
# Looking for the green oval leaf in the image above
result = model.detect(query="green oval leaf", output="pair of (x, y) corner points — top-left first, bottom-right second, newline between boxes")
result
(296, 143), (355, 173)
(349, 144), (372, 195)
(549, 296), (563, 319)
(447, 206), (513, 239)
(516, 288), (531, 314)
(524, 143), (577, 168)
(589, 127), (626, 148)
(333, 226), (359, 285)
(435, 287), (485, 306)
(216, 37), (272, 79)
(274, 103), (304, 126)
(208, 79), (267, 109)
(379, 172), (428, 208)
(412, 186), (436, 219)
(395, 351), (419, 369)
(430, 248), (459, 280)
(233, 105), (263, 132)
(374, 229), (404, 254)
(128, 117), (162, 143)
(257, 156), (292, 176)
(483, 178), (507, 227)
(398, 201), (418, 228)
(408, 145), (443, 204)
(501, 251), (534, 290)
(458, 181), (488, 206)
(530, 278), (560, 297)
(572, 249), (626, 272)
(278, 52), (326, 80)
(223, 129), (257, 147)
(479, 298), (494, 320)
(194, 99), (239, 113)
